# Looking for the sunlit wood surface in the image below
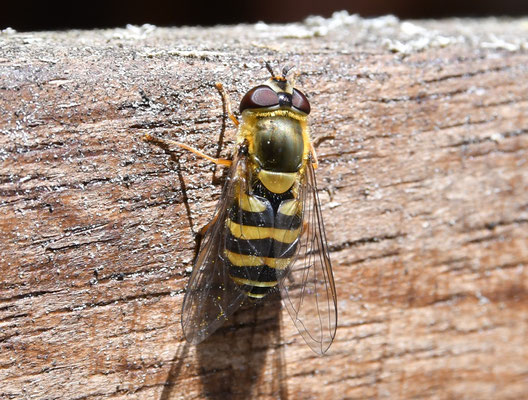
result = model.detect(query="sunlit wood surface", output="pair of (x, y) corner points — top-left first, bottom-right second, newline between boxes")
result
(1, 15), (527, 399)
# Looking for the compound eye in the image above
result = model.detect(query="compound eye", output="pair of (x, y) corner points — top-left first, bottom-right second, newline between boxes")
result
(292, 88), (311, 114)
(240, 85), (279, 112)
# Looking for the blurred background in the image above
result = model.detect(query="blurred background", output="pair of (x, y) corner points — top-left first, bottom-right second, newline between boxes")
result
(2, 0), (527, 31)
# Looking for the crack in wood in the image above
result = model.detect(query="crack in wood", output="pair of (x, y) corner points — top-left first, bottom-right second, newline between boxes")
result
(329, 233), (406, 252)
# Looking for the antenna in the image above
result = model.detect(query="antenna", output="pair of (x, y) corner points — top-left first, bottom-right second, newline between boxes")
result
(265, 61), (275, 77)
(281, 65), (293, 78)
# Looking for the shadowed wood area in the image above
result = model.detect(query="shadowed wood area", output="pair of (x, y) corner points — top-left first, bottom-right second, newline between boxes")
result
(1, 13), (528, 399)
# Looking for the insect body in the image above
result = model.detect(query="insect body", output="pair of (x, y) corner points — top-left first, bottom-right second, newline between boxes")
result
(154, 65), (337, 355)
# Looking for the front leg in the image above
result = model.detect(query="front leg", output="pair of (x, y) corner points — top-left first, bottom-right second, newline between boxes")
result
(215, 82), (239, 128)
(143, 134), (232, 167)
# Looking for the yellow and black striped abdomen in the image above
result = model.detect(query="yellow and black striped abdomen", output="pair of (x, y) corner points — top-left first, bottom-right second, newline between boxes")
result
(224, 180), (302, 299)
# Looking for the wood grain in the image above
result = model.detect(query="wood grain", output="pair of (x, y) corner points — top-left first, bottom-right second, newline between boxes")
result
(1, 14), (527, 399)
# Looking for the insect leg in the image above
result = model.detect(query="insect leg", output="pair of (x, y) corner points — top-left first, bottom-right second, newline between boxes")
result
(193, 213), (220, 263)
(144, 133), (232, 167)
(215, 83), (239, 127)
(309, 141), (319, 170)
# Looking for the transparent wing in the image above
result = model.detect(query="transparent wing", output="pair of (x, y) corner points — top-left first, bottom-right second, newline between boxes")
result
(181, 151), (248, 344)
(278, 160), (338, 355)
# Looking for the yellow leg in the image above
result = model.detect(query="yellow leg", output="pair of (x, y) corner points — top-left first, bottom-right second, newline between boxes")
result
(301, 221), (309, 237)
(143, 133), (232, 167)
(215, 83), (239, 127)
(309, 141), (319, 169)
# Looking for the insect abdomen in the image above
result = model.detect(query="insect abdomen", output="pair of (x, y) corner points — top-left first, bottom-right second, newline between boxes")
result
(224, 189), (302, 299)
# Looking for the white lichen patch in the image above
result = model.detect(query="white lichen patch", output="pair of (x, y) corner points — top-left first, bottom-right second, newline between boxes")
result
(255, 11), (397, 39)
(252, 11), (463, 54)
(381, 20), (465, 54)
(481, 33), (528, 51)
(110, 23), (158, 40)
(1, 27), (17, 35)
(251, 11), (528, 55)
(383, 28), (465, 54)
(254, 11), (359, 39)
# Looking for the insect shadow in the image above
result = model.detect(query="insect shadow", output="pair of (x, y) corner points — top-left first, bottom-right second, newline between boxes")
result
(158, 295), (287, 400)
(194, 293), (288, 399)
(145, 135), (196, 234)
(159, 340), (190, 400)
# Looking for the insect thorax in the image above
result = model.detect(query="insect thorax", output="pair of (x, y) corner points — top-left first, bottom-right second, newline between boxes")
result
(241, 109), (308, 195)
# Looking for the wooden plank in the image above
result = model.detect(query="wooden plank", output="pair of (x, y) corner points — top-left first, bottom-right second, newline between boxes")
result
(1, 14), (527, 399)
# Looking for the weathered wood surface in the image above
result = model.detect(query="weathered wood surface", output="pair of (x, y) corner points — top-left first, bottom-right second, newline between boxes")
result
(1, 13), (528, 399)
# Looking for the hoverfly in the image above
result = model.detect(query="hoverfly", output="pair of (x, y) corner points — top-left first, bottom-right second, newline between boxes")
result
(146, 63), (337, 355)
